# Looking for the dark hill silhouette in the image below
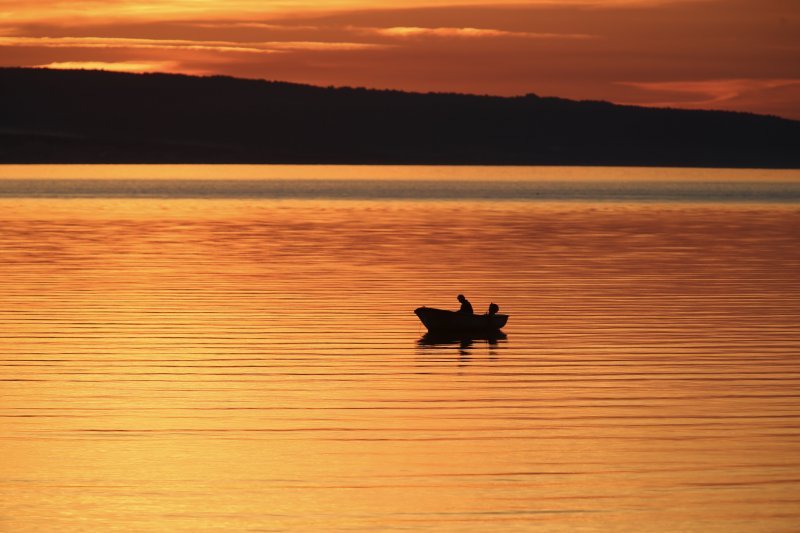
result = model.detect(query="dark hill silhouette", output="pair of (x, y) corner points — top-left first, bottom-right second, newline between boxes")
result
(1, 67), (798, 167)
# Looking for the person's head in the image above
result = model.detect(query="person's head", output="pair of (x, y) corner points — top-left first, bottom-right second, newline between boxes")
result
(488, 303), (499, 315)
(457, 294), (466, 303)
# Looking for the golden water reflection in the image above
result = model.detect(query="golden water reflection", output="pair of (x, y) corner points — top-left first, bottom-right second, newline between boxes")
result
(1, 198), (799, 531)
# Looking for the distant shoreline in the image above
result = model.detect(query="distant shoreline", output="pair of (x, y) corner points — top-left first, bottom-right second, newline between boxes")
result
(2, 162), (799, 170)
(3, 163), (800, 173)
(1, 167), (798, 204)
(2, 68), (799, 169)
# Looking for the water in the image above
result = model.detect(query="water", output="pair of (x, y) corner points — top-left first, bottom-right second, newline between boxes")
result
(1, 166), (799, 531)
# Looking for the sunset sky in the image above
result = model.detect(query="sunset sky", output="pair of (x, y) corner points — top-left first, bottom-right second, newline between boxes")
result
(1, 0), (798, 119)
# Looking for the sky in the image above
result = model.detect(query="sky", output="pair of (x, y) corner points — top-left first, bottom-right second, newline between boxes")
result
(1, 0), (799, 119)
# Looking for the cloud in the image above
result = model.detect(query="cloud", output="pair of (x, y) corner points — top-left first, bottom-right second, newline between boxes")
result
(0, 0), (715, 26)
(0, 36), (384, 54)
(367, 26), (593, 40)
(619, 79), (800, 107)
(36, 60), (183, 73)
(0, 36), (267, 54)
(266, 40), (384, 51)
(186, 22), (321, 31)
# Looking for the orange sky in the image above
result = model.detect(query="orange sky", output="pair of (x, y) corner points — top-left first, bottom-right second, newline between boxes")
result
(1, 0), (799, 119)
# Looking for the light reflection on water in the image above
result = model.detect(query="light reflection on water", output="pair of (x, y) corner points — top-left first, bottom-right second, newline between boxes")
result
(1, 173), (800, 530)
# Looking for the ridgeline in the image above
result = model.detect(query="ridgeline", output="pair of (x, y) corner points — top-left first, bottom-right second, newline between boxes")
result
(2, 67), (799, 167)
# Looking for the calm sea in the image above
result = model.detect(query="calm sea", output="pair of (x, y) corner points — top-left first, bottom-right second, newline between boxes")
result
(1, 165), (799, 531)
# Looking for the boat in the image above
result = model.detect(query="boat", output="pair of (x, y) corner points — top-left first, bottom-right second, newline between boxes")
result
(414, 306), (508, 333)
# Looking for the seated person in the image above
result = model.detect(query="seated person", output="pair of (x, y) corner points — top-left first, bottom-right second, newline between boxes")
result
(457, 294), (473, 314)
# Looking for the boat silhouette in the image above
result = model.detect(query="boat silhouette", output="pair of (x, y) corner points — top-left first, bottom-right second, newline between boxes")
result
(414, 306), (508, 334)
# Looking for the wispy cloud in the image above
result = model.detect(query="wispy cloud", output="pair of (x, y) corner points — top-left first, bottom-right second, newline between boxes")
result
(267, 41), (382, 51)
(367, 26), (593, 40)
(36, 61), (184, 73)
(620, 79), (800, 106)
(0, 0), (711, 25)
(186, 22), (321, 31)
(0, 36), (384, 54)
(0, 36), (268, 54)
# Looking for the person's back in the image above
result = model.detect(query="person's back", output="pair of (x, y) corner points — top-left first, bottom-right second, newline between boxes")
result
(457, 294), (473, 314)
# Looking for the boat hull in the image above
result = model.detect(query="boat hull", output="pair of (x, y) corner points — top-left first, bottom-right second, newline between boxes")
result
(414, 307), (508, 333)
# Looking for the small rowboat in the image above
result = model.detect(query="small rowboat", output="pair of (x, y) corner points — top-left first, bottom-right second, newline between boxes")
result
(414, 306), (508, 333)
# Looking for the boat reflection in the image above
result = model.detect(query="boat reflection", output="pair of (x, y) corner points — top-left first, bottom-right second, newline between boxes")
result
(418, 331), (508, 346)
(417, 331), (507, 360)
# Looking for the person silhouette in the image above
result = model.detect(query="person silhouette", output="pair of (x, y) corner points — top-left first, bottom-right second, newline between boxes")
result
(457, 294), (474, 314)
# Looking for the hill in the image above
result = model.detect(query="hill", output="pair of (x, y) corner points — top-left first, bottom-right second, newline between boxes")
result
(1, 67), (798, 167)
